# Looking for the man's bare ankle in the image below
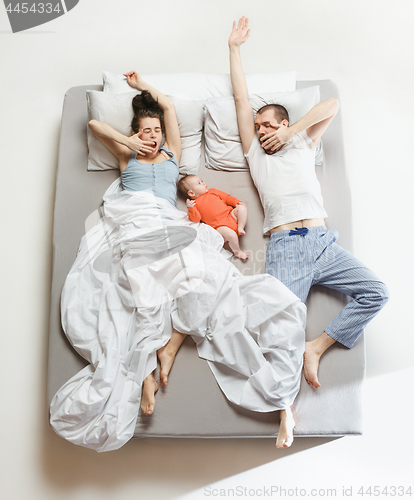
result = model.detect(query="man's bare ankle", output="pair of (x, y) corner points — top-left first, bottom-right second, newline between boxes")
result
(306, 340), (324, 357)
(307, 333), (335, 356)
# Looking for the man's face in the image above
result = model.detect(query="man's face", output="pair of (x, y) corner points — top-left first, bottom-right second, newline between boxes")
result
(255, 109), (279, 140)
(255, 110), (288, 155)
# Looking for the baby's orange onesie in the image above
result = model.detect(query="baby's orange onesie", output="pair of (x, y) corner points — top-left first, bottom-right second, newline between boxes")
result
(187, 188), (241, 234)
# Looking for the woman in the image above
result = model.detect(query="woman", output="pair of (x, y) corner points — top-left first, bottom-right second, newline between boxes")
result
(89, 72), (188, 416)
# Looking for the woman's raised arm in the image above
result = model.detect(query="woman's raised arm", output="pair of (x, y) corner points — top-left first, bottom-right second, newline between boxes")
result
(124, 71), (182, 162)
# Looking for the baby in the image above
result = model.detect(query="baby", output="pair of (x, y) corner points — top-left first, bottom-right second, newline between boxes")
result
(178, 174), (248, 260)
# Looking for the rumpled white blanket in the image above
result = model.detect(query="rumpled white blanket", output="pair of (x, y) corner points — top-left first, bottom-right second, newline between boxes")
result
(50, 178), (306, 452)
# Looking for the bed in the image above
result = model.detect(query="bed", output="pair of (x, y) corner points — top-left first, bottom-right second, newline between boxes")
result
(47, 75), (364, 448)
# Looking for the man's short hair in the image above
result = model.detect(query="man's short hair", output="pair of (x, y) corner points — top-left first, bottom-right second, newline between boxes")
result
(177, 174), (196, 197)
(256, 104), (289, 124)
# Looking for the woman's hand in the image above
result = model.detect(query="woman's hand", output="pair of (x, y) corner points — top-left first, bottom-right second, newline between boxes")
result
(260, 125), (295, 153)
(125, 133), (154, 155)
(228, 16), (251, 48)
(186, 199), (196, 208)
(123, 71), (146, 91)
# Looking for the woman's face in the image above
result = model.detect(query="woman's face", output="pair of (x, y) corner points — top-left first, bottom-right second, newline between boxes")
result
(137, 117), (163, 156)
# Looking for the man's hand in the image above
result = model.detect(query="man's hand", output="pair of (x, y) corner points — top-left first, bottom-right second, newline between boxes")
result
(260, 124), (295, 153)
(228, 16), (251, 48)
(123, 71), (145, 91)
(186, 199), (196, 208)
(125, 133), (154, 155)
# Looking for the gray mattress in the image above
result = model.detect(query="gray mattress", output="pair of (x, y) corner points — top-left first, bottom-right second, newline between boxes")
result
(47, 80), (364, 439)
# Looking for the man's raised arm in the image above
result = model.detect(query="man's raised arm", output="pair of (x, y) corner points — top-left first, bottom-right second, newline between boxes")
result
(228, 17), (256, 154)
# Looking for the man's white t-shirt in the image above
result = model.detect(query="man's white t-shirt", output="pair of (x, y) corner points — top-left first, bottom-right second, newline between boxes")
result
(245, 131), (328, 235)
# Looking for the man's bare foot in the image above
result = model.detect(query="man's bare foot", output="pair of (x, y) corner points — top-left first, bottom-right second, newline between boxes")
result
(157, 343), (178, 386)
(303, 341), (322, 389)
(141, 373), (158, 415)
(234, 250), (249, 260)
(238, 226), (246, 236)
(276, 407), (295, 448)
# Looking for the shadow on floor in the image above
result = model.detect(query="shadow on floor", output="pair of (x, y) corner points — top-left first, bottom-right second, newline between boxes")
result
(40, 412), (340, 496)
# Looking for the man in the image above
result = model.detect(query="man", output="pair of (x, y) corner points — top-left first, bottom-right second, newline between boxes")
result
(228, 17), (388, 391)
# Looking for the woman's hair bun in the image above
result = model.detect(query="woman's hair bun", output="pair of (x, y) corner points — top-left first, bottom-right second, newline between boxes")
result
(132, 90), (159, 112)
(131, 90), (165, 134)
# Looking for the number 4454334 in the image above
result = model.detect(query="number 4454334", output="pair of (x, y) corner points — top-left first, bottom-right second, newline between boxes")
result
(358, 485), (412, 496)
(5, 3), (61, 14)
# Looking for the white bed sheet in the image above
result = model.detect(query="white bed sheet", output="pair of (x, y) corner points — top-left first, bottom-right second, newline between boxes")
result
(50, 179), (306, 451)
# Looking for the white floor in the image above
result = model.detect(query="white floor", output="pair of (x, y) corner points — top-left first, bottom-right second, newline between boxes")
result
(179, 368), (414, 500)
(1, 1), (413, 499)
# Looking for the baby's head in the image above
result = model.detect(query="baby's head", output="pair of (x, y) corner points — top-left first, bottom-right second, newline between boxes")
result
(178, 174), (208, 199)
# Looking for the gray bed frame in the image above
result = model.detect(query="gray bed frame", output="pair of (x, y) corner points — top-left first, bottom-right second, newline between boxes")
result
(47, 80), (364, 440)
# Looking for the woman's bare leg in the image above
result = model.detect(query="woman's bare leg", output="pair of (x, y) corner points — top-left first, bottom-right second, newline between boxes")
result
(157, 329), (186, 386)
(141, 372), (159, 415)
(276, 407), (295, 448)
(216, 226), (249, 260)
(231, 205), (248, 235)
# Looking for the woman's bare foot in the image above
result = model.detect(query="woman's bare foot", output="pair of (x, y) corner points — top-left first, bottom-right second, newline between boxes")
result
(157, 344), (179, 386)
(276, 407), (295, 448)
(156, 329), (186, 386)
(141, 373), (158, 415)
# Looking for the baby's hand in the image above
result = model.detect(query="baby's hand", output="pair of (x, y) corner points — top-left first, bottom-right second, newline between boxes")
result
(237, 201), (246, 207)
(186, 199), (196, 208)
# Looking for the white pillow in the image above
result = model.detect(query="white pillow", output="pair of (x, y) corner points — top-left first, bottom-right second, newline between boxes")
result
(102, 71), (297, 100)
(86, 90), (205, 174)
(204, 86), (323, 171)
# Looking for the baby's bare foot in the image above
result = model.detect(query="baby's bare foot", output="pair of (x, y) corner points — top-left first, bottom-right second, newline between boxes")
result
(303, 341), (322, 389)
(238, 226), (246, 236)
(141, 374), (159, 415)
(276, 408), (295, 448)
(234, 250), (249, 260)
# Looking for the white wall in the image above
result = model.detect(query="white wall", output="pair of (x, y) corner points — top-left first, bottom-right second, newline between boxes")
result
(1, 1), (413, 499)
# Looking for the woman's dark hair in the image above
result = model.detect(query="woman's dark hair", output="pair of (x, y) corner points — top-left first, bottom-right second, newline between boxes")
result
(131, 90), (165, 134)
